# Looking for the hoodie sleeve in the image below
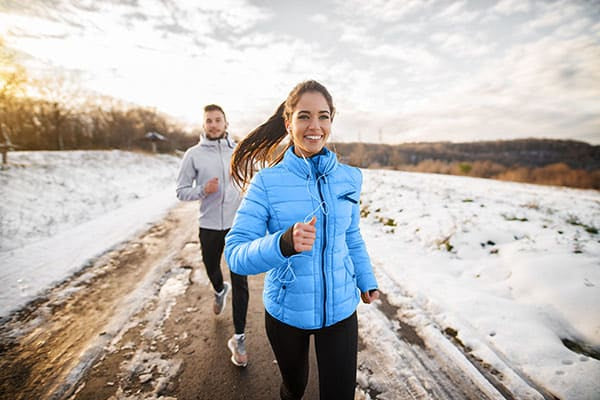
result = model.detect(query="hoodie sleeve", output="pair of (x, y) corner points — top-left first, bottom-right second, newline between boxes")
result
(176, 148), (208, 201)
(346, 168), (378, 293)
(225, 173), (287, 275)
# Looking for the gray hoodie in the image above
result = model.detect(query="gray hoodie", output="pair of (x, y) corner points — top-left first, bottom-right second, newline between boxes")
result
(176, 133), (242, 230)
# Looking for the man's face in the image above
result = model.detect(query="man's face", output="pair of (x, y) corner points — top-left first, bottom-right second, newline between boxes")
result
(203, 110), (227, 139)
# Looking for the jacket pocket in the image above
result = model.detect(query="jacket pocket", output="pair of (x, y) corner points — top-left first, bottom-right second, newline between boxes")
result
(276, 283), (289, 321)
(337, 190), (359, 204)
(276, 283), (288, 304)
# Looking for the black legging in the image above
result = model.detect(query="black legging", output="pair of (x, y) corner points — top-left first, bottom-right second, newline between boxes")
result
(265, 310), (358, 400)
(199, 228), (248, 334)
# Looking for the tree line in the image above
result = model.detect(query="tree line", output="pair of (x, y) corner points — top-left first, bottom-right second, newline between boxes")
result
(0, 37), (197, 158)
(332, 141), (600, 190)
(1, 94), (197, 153)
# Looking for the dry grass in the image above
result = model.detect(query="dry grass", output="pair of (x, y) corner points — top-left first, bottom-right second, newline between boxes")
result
(388, 161), (599, 190)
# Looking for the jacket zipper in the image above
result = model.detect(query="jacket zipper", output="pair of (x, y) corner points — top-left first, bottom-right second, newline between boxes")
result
(316, 175), (327, 328)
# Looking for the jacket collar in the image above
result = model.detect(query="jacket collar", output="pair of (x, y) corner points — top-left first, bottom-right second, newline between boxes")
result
(282, 146), (338, 179)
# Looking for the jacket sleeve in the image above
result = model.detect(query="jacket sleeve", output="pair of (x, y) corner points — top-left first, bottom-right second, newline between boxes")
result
(225, 173), (287, 275)
(176, 149), (207, 201)
(346, 169), (378, 293)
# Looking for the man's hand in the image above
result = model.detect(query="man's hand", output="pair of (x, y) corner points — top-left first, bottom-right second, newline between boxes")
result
(292, 216), (317, 252)
(361, 289), (380, 304)
(204, 177), (219, 194)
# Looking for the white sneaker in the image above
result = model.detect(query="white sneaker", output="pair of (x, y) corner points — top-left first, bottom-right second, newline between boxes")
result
(228, 334), (248, 367)
(213, 281), (231, 315)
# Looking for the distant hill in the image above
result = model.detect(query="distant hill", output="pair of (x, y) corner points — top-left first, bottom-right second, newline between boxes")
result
(330, 139), (599, 189)
(331, 139), (599, 170)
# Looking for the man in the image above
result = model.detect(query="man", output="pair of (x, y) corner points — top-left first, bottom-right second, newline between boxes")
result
(176, 104), (248, 367)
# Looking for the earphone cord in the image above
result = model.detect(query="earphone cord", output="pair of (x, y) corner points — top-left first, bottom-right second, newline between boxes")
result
(276, 151), (329, 285)
(299, 152), (329, 223)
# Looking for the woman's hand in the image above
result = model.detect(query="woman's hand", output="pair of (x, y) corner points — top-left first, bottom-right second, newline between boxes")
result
(361, 289), (380, 304)
(292, 216), (317, 252)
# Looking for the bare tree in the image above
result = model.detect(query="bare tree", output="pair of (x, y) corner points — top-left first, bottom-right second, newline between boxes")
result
(0, 37), (27, 164)
(34, 73), (82, 150)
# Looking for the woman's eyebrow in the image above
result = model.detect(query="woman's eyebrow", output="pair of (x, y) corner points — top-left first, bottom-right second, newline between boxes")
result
(297, 110), (330, 115)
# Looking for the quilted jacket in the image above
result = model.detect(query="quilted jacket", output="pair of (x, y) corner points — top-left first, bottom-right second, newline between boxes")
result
(225, 146), (377, 329)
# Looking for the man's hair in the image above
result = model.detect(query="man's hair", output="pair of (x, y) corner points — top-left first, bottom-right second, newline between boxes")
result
(204, 104), (226, 120)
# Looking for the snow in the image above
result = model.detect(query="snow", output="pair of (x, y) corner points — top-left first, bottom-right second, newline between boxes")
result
(0, 150), (181, 317)
(1, 150), (599, 399)
(359, 169), (600, 399)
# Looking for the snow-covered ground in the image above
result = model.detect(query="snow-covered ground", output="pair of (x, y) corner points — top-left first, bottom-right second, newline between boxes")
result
(0, 150), (598, 399)
(0, 150), (181, 316)
(359, 169), (600, 400)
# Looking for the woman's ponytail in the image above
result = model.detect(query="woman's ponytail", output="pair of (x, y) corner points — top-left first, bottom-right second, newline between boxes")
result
(230, 102), (291, 191)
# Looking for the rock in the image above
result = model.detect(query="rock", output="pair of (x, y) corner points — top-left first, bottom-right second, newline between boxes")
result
(139, 373), (153, 384)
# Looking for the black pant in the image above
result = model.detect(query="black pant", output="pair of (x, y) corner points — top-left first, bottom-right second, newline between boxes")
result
(199, 228), (248, 334)
(265, 311), (358, 400)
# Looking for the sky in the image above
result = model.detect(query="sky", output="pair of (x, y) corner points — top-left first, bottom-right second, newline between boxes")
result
(1, 0), (599, 144)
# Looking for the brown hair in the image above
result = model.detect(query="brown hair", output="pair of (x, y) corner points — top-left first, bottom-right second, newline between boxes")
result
(204, 104), (226, 121)
(230, 80), (335, 190)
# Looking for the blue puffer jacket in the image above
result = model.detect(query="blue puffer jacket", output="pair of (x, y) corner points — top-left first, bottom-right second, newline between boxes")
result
(225, 146), (378, 329)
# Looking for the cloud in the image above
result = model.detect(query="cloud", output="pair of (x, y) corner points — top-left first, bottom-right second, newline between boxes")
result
(310, 13), (328, 24)
(430, 31), (493, 57)
(527, 1), (583, 31)
(362, 43), (440, 71)
(333, 0), (428, 22)
(194, 2), (272, 34)
(123, 11), (147, 22)
(553, 17), (594, 38)
(389, 33), (600, 143)
(491, 0), (531, 16)
(337, 23), (370, 45)
(435, 1), (480, 24)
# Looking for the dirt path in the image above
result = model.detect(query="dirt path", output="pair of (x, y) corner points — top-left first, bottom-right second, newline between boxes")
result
(0, 202), (509, 400)
(70, 246), (320, 400)
(0, 203), (319, 400)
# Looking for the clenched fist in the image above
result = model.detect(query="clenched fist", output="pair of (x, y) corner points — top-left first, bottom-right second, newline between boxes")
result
(204, 177), (219, 194)
(292, 216), (317, 252)
(361, 289), (380, 304)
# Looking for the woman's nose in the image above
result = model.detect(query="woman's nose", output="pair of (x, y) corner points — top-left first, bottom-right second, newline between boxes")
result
(308, 117), (320, 129)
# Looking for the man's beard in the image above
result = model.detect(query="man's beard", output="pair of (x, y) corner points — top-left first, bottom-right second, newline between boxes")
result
(206, 130), (225, 140)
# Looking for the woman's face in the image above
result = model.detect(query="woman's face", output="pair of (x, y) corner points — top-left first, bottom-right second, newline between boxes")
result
(287, 91), (332, 157)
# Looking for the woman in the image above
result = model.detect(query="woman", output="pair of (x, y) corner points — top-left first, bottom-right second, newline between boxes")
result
(225, 80), (379, 400)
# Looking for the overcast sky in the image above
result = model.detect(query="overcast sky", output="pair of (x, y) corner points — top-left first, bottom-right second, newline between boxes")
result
(1, 0), (599, 144)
